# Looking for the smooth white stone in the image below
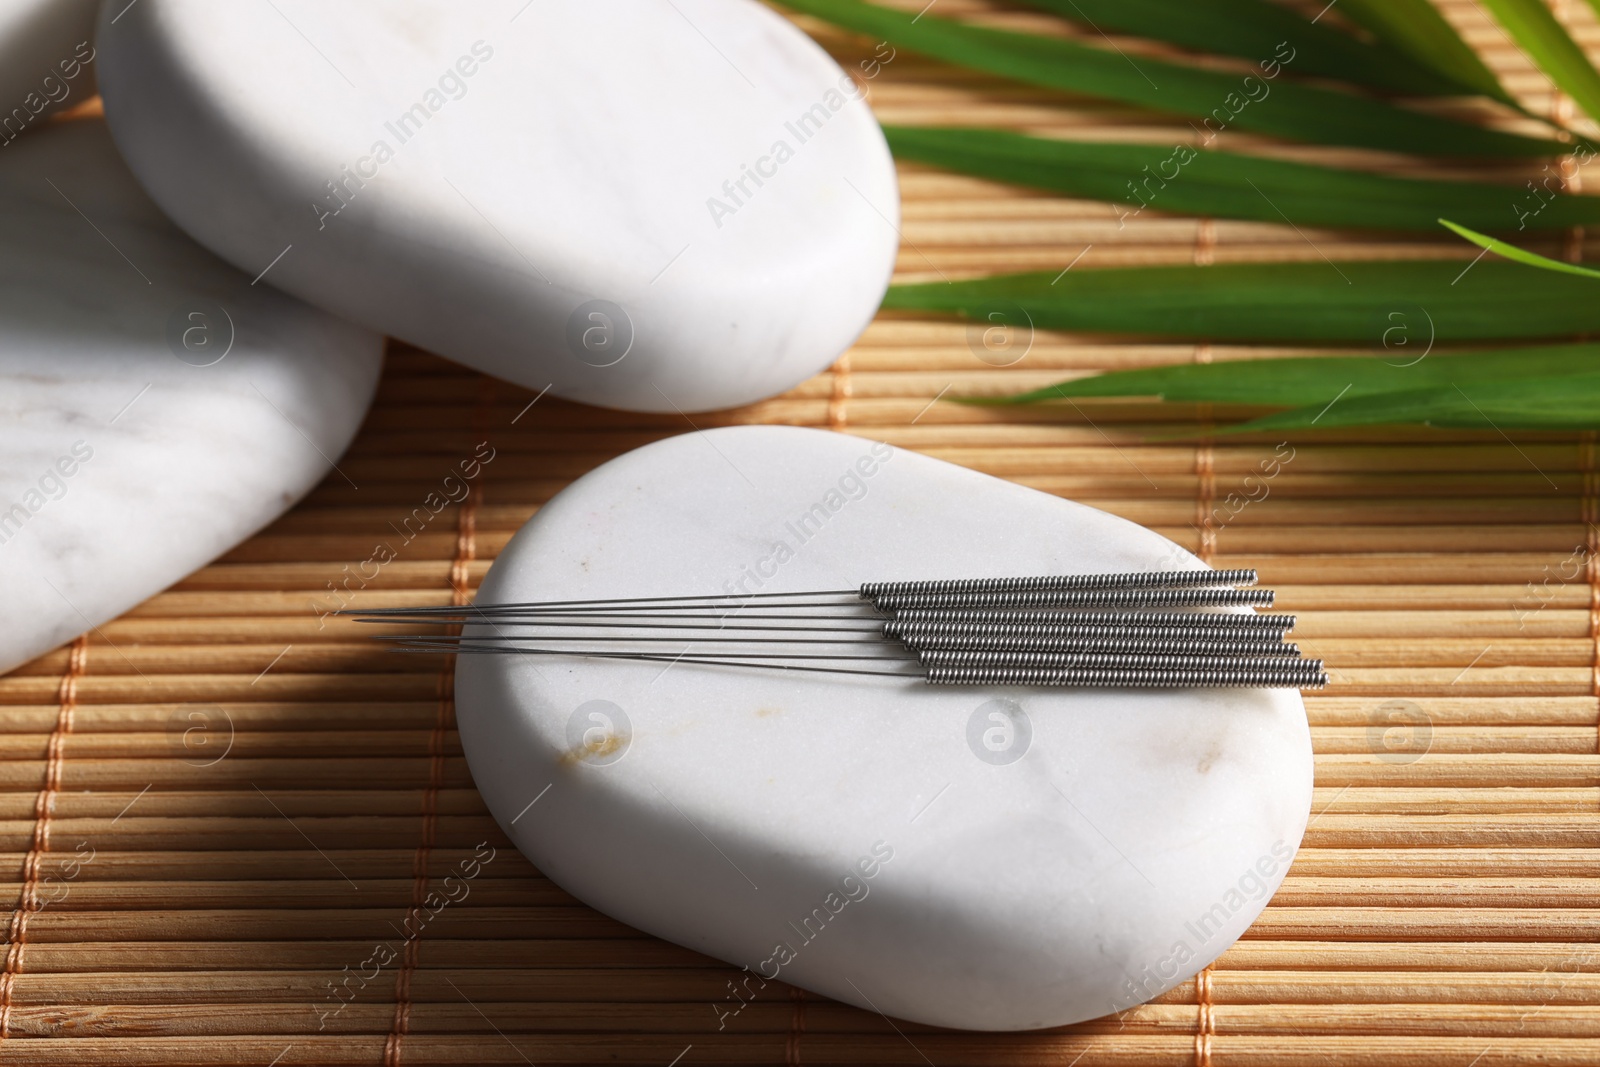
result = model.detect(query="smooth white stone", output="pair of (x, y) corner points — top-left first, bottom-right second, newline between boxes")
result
(0, 0), (98, 139)
(456, 426), (1313, 1031)
(96, 0), (899, 413)
(0, 120), (383, 675)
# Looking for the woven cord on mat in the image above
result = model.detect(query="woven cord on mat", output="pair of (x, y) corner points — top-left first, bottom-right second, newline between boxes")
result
(0, 636), (85, 1041)
(384, 384), (488, 1067)
(1555, 67), (1600, 735)
(1191, 184), (1217, 566)
(1195, 965), (1215, 1067)
(1, 0), (1599, 1063)
(786, 986), (806, 1067)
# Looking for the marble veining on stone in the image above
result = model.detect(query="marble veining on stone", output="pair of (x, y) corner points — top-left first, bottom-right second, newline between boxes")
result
(0, 120), (383, 674)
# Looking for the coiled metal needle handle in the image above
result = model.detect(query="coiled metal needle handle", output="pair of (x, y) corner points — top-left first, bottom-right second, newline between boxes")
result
(859, 569), (1256, 599)
(926, 663), (1328, 688)
(919, 648), (1320, 671)
(897, 629), (1300, 655)
(886, 607), (1295, 631)
(875, 586), (1273, 611)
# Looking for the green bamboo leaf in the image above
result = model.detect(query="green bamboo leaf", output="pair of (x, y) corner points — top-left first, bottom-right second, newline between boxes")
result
(1228, 373), (1600, 431)
(986, 342), (1600, 407)
(887, 126), (1588, 232)
(1334, 0), (1514, 105)
(1440, 217), (1600, 278)
(1479, 0), (1600, 125)
(778, 0), (1562, 157)
(882, 260), (1600, 341)
(1015, 0), (1486, 99)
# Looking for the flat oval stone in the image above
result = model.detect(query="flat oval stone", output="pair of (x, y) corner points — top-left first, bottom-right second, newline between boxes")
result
(0, 0), (98, 141)
(0, 120), (383, 674)
(96, 0), (899, 413)
(456, 425), (1313, 1031)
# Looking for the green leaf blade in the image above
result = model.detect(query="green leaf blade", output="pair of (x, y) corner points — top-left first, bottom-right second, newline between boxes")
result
(883, 260), (1600, 342)
(779, 0), (1565, 157)
(886, 126), (1599, 232)
(1480, 0), (1600, 125)
(1017, 0), (1485, 99)
(1440, 218), (1600, 278)
(1335, 0), (1515, 105)
(1228, 373), (1600, 432)
(985, 342), (1600, 408)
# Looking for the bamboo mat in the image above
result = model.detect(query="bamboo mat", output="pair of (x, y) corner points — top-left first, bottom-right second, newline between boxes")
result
(3, 1), (1599, 1064)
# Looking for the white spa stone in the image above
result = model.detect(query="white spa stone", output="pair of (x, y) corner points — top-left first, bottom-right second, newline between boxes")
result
(0, 120), (383, 675)
(0, 0), (98, 140)
(95, 0), (899, 413)
(456, 426), (1314, 1031)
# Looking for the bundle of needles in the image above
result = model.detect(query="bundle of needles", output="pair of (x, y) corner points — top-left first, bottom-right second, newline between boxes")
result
(349, 569), (1327, 689)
